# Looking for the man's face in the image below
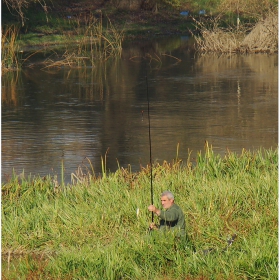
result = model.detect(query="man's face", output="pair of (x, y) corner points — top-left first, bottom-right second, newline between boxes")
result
(161, 195), (174, 209)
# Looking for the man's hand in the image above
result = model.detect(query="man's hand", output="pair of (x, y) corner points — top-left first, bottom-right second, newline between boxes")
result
(148, 205), (156, 212)
(148, 205), (161, 216)
(149, 222), (158, 230)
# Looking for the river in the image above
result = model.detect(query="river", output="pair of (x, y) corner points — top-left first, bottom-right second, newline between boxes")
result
(1, 36), (278, 184)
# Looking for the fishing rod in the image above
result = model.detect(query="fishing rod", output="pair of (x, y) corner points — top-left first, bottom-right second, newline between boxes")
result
(144, 70), (237, 251)
(146, 74), (154, 223)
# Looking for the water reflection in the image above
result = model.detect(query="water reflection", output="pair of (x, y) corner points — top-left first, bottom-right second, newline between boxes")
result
(2, 37), (278, 183)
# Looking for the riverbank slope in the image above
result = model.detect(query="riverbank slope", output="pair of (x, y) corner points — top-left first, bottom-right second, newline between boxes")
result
(2, 146), (278, 279)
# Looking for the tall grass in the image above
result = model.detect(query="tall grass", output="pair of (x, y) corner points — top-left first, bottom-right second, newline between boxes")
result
(193, 9), (278, 53)
(1, 13), (123, 72)
(1, 25), (21, 72)
(42, 13), (123, 69)
(2, 145), (278, 279)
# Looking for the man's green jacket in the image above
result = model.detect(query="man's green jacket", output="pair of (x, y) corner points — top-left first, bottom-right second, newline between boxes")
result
(158, 203), (186, 237)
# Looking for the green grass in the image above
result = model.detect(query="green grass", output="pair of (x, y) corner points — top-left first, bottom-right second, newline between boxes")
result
(2, 145), (278, 279)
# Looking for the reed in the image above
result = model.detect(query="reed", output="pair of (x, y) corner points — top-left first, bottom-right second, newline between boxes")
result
(42, 13), (123, 69)
(2, 145), (277, 279)
(61, 159), (65, 188)
(193, 9), (278, 53)
(1, 25), (21, 72)
(71, 157), (96, 186)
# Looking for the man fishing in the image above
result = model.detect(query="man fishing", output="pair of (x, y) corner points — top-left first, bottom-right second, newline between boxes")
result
(148, 190), (186, 239)
(148, 191), (236, 253)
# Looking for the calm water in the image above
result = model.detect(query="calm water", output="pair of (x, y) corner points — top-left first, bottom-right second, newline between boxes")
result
(2, 37), (278, 183)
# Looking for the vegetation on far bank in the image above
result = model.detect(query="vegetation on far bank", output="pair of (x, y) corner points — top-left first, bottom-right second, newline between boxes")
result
(1, 0), (278, 72)
(2, 145), (278, 279)
(2, 0), (278, 42)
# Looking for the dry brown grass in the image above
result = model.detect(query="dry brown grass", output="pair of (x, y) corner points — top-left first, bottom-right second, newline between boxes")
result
(193, 10), (278, 54)
(239, 11), (278, 53)
(1, 25), (20, 73)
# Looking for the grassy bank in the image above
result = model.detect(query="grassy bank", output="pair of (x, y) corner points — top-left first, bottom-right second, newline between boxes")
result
(2, 145), (278, 279)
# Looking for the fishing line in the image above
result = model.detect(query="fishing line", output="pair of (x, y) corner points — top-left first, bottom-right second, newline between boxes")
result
(146, 74), (154, 223)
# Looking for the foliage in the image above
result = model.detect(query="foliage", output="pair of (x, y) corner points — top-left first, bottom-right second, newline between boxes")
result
(161, 0), (182, 9)
(187, 0), (221, 13)
(3, 0), (278, 27)
(2, 145), (278, 279)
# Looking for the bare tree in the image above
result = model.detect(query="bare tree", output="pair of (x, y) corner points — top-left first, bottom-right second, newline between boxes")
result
(3, 0), (49, 26)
